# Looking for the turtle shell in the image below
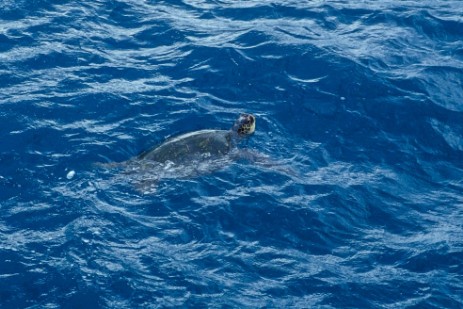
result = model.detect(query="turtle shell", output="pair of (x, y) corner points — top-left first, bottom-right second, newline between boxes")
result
(139, 129), (232, 164)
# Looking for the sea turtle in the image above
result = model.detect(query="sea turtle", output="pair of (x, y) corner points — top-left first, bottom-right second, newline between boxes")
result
(99, 113), (257, 193)
(138, 113), (256, 164)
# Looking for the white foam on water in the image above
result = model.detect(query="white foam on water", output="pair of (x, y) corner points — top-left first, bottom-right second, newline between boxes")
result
(66, 170), (76, 180)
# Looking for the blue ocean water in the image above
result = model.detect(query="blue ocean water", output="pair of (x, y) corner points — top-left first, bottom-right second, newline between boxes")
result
(1, 0), (463, 307)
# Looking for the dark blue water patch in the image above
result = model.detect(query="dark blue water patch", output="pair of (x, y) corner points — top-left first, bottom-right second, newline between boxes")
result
(402, 247), (462, 274)
(401, 10), (463, 42)
(0, 0), (54, 20)
(0, 33), (31, 53)
(363, 190), (423, 234)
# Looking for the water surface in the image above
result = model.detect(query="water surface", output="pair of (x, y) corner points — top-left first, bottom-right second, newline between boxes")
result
(1, 0), (462, 307)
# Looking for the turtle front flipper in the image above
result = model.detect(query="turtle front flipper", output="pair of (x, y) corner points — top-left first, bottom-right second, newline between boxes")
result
(232, 149), (300, 178)
(133, 177), (159, 195)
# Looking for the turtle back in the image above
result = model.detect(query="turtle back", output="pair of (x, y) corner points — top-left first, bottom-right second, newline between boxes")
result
(139, 129), (232, 164)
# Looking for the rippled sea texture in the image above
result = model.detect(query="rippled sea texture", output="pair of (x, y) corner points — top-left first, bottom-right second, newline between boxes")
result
(1, 0), (463, 308)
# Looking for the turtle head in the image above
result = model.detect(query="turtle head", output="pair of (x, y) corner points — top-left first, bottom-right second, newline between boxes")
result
(233, 113), (256, 136)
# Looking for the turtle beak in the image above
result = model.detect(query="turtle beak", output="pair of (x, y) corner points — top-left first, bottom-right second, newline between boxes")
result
(247, 114), (256, 134)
